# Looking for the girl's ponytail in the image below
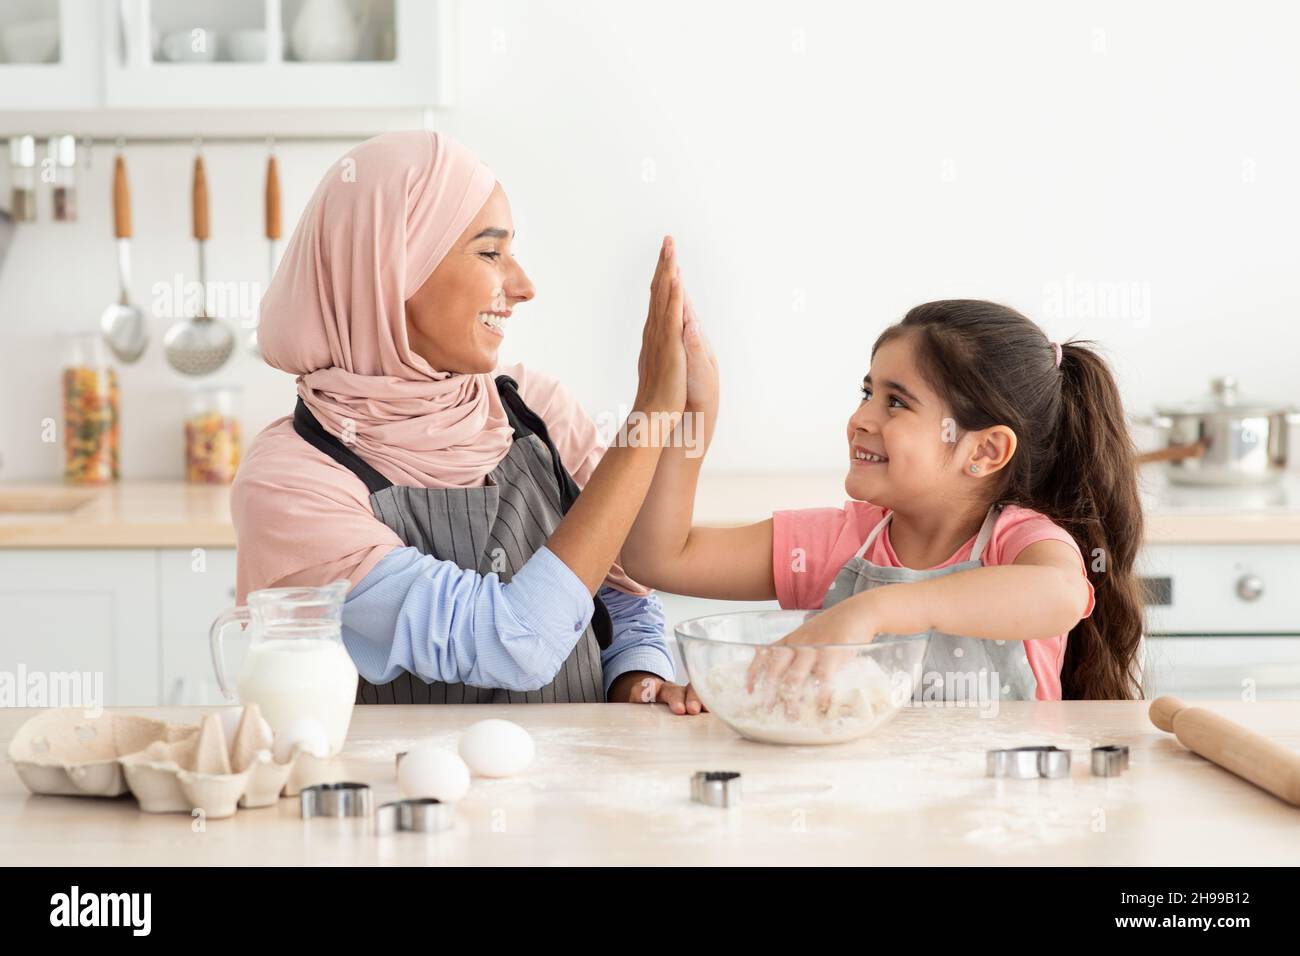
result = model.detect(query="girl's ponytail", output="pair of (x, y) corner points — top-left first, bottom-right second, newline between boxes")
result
(1040, 342), (1145, 700)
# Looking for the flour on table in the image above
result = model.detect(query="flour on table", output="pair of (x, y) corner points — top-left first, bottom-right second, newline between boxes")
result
(699, 655), (900, 745)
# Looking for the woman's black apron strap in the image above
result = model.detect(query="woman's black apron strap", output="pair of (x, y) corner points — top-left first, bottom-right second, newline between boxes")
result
(494, 375), (614, 651)
(292, 398), (393, 496)
(494, 375), (584, 509)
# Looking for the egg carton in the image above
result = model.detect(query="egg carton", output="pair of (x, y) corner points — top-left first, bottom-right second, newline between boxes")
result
(7, 705), (337, 819)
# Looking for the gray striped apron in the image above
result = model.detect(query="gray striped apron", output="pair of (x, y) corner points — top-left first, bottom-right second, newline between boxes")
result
(821, 504), (1038, 702)
(292, 374), (612, 704)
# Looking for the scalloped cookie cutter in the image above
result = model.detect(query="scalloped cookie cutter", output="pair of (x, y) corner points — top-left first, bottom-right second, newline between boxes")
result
(691, 771), (742, 807)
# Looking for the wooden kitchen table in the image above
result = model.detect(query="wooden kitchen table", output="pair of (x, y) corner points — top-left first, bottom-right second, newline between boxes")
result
(2, 701), (1298, 866)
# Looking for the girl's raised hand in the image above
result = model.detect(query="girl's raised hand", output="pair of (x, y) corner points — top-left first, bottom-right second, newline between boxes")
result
(682, 288), (719, 414)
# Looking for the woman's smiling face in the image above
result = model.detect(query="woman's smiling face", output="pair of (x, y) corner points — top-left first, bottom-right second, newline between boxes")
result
(405, 182), (535, 373)
(845, 335), (966, 507)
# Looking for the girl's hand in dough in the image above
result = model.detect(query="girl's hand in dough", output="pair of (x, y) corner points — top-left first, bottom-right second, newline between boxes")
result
(745, 603), (880, 717)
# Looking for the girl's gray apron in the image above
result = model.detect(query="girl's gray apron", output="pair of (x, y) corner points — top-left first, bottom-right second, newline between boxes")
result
(820, 504), (1038, 702)
(292, 374), (613, 705)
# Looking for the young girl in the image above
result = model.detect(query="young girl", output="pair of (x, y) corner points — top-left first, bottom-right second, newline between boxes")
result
(623, 298), (1146, 704)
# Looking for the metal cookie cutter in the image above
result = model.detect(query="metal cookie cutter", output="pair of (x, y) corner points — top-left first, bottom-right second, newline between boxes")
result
(300, 782), (374, 818)
(1090, 745), (1130, 777)
(375, 798), (455, 835)
(986, 746), (1071, 779)
(691, 771), (742, 807)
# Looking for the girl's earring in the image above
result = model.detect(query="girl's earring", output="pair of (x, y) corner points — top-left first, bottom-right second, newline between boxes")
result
(969, 465), (979, 474)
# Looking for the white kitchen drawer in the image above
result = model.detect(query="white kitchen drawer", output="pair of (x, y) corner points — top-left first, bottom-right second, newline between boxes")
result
(0, 549), (158, 706)
(1140, 544), (1300, 634)
(1144, 635), (1300, 700)
(158, 547), (243, 706)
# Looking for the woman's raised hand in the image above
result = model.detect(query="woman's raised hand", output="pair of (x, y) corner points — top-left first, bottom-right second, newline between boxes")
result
(634, 237), (687, 420)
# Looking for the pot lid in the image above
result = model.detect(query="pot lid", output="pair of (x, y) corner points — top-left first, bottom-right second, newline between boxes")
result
(1155, 376), (1292, 417)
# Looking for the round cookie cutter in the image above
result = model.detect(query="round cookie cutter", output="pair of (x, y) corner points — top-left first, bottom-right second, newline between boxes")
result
(376, 798), (455, 834)
(300, 781), (373, 818)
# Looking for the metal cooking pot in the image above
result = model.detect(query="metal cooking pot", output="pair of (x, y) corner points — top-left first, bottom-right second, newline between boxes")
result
(1134, 376), (1300, 485)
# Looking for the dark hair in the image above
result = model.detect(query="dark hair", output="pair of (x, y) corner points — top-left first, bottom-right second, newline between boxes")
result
(873, 299), (1144, 700)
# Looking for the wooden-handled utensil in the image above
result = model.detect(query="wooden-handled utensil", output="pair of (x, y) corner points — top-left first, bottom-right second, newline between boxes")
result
(113, 154), (132, 239)
(265, 154), (281, 246)
(162, 150), (235, 376)
(1135, 442), (1208, 466)
(99, 152), (148, 363)
(1149, 695), (1300, 807)
(192, 153), (209, 240)
(249, 151), (282, 358)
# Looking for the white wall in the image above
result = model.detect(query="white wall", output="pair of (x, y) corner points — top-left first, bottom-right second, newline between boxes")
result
(2, 0), (1297, 481)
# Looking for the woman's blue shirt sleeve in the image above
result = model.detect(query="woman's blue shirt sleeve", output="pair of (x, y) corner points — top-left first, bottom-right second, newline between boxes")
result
(340, 545), (675, 695)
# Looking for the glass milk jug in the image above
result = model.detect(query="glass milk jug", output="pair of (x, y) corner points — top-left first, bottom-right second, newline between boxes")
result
(209, 581), (357, 755)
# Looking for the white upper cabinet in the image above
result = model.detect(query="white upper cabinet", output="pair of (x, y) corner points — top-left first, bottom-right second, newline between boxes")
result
(0, 0), (450, 112)
(0, 0), (102, 110)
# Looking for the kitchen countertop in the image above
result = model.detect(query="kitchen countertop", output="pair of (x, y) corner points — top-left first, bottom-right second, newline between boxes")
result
(4, 467), (1300, 547)
(3, 701), (1298, 865)
(0, 481), (236, 548)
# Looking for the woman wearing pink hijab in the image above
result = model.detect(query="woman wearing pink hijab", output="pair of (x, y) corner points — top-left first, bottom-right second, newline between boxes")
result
(233, 131), (708, 712)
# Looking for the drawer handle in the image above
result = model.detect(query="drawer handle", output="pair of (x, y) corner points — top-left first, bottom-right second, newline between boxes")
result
(1236, 574), (1264, 602)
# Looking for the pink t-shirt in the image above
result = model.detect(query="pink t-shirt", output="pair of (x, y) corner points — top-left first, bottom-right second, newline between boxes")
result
(771, 502), (1096, 701)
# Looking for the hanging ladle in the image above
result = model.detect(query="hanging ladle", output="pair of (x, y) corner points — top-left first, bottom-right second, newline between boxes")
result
(163, 147), (235, 376)
(99, 149), (147, 363)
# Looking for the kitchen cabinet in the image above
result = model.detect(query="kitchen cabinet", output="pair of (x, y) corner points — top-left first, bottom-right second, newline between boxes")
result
(0, 0), (450, 113)
(158, 547), (242, 707)
(106, 0), (451, 110)
(0, 0), (102, 110)
(0, 547), (239, 708)
(0, 549), (158, 706)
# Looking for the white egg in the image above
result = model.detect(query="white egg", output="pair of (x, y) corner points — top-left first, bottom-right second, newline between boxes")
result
(397, 746), (471, 802)
(458, 719), (535, 778)
(272, 717), (330, 763)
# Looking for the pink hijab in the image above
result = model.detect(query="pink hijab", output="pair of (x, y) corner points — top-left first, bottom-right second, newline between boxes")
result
(233, 131), (645, 602)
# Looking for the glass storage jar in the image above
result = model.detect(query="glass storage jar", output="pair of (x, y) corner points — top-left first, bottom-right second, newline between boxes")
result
(184, 385), (242, 483)
(62, 334), (120, 484)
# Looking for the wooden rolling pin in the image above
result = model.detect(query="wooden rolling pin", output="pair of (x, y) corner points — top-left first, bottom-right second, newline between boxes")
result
(1149, 695), (1300, 807)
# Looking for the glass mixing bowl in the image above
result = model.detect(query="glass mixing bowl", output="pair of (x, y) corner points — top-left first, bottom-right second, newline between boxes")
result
(675, 610), (928, 745)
